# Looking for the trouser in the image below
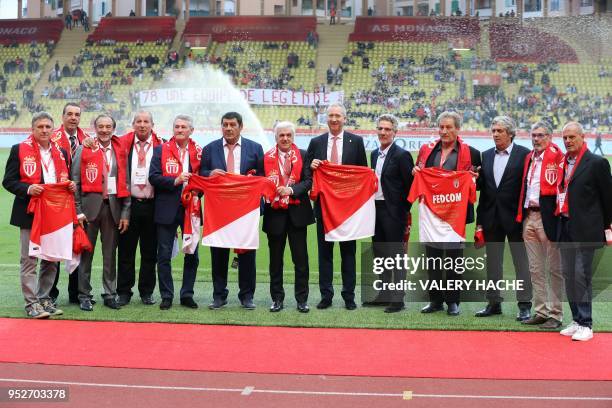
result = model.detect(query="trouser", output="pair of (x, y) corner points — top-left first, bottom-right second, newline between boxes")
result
(523, 210), (563, 321)
(19, 229), (57, 308)
(117, 198), (157, 298)
(267, 223), (309, 303)
(78, 202), (119, 301)
(156, 210), (199, 300)
(316, 218), (356, 303)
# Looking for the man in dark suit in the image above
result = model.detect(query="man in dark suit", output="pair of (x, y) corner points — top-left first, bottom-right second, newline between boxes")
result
(557, 121), (612, 341)
(49, 102), (88, 305)
(116, 111), (164, 306)
(370, 113), (414, 313)
(306, 103), (368, 310)
(3, 112), (73, 318)
(149, 114), (201, 310)
(73, 114), (131, 311)
(517, 122), (564, 329)
(476, 115), (532, 321)
(414, 111), (481, 316)
(262, 121), (315, 313)
(200, 111), (264, 310)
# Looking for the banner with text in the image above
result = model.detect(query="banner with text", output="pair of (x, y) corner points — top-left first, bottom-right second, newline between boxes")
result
(139, 88), (344, 107)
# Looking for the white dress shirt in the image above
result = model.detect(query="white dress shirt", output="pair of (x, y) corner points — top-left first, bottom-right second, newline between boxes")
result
(374, 143), (392, 200)
(326, 131), (344, 164)
(224, 136), (242, 174)
(524, 151), (542, 208)
(493, 142), (514, 187)
(130, 135), (154, 198)
(40, 145), (56, 184)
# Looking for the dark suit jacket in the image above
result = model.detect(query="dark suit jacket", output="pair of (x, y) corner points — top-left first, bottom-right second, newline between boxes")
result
(306, 131), (368, 219)
(149, 144), (198, 225)
(477, 143), (530, 235)
(262, 149), (315, 235)
(559, 150), (612, 244)
(371, 143), (414, 224)
(3, 144), (70, 229)
(199, 136), (264, 177)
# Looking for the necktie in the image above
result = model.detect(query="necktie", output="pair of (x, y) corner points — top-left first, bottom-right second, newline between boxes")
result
(330, 136), (339, 164)
(102, 147), (109, 199)
(69, 134), (77, 158)
(137, 140), (147, 168)
(282, 152), (292, 184)
(226, 144), (236, 174)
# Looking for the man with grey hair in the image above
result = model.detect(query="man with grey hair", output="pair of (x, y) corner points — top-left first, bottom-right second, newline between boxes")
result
(368, 113), (414, 313)
(116, 110), (165, 306)
(73, 114), (131, 311)
(557, 121), (612, 341)
(3, 112), (74, 318)
(476, 115), (532, 321)
(306, 102), (367, 310)
(149, 114), (202, 310)
(263, 121), (314, 313)
(413, 110), (481, 316)
(516, 121), (564, 329)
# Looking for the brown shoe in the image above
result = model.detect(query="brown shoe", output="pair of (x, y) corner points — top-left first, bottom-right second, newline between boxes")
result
(522, 314), (548, 325)
(539, 318), (562, 329)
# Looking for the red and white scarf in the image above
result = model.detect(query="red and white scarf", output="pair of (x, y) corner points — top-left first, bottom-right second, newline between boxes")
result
(19, 135), (69, 184)
(416, 137), (472, 171)
(160, 137), (202, 177)
(263, 143), (302, 209)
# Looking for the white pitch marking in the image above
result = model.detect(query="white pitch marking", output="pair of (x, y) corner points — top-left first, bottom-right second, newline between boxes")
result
(0, 378), (610, 401)
(241, 386), (254, 396)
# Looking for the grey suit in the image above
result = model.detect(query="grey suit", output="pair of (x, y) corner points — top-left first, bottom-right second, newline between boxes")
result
(72, 145), (131, 301)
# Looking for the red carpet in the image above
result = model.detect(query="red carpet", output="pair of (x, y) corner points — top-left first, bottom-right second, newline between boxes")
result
(0, 318), (610, 381)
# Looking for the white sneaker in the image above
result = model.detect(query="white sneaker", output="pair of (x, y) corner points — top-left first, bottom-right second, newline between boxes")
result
(571, 326), (593, 341)
(560, 321), (580, 336)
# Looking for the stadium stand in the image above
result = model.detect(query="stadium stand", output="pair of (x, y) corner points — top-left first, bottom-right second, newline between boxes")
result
(86, 16), (176, 43)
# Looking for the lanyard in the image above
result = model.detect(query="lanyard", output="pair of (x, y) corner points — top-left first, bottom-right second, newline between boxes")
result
(102, 147), (112, 173)
(40, 150), (53, 173)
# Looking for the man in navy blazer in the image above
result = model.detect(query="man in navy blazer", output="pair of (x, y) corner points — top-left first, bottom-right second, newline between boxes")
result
(476, 115), (532, 321)
(370, 113), (414, 313)
(199, 112), (264, 310)
(149, 114), (200, 310)
(306, 103), (368, 310)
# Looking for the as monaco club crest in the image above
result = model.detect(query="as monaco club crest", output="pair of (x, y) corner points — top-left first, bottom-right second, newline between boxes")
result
(85, 162), (98, 183)
(166, 158), (179, 175)
(22, 155), (36, 177)
(453, 179), (460, 189)
(545, 164), (558, 185)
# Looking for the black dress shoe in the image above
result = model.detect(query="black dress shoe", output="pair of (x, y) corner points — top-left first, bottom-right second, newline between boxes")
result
(208, 299), (227, 310)
(180, 297), (198, 309)
(384, 303), (405, 313)
(345, 300), (357, 310)
(117, 294), (131, 306)
(79, 299), (93, 311)
(269, 301), (283, 312)
(475, 303), (502, 317)
(447, 302), (460, 316)
(297, 303), (310, 313)
(141, 295), (156, 305)
(516, 307), (531, 322)
(421, 303), (444, 313)
(241, 299), (256, 310)
(316, 299), (332, 309)
(103, 297), (121, 310)
(159, 298), (173, 310)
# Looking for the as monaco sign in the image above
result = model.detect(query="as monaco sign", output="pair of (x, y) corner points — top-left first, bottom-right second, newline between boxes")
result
(139, 88), (344, 107)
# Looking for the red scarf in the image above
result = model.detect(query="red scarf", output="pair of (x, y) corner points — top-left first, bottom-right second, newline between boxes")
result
(120, 130), (163, 151)
(416, 137), (472, 171)
(52, 125), (87, 163)
(80, 136), (129, 198)
(516, 143), (564, 222)
(161, 137), (202, 177)
(18, 135), (69, 184)
(555, 142), (588, 216)
(263, 143), (302, 209)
